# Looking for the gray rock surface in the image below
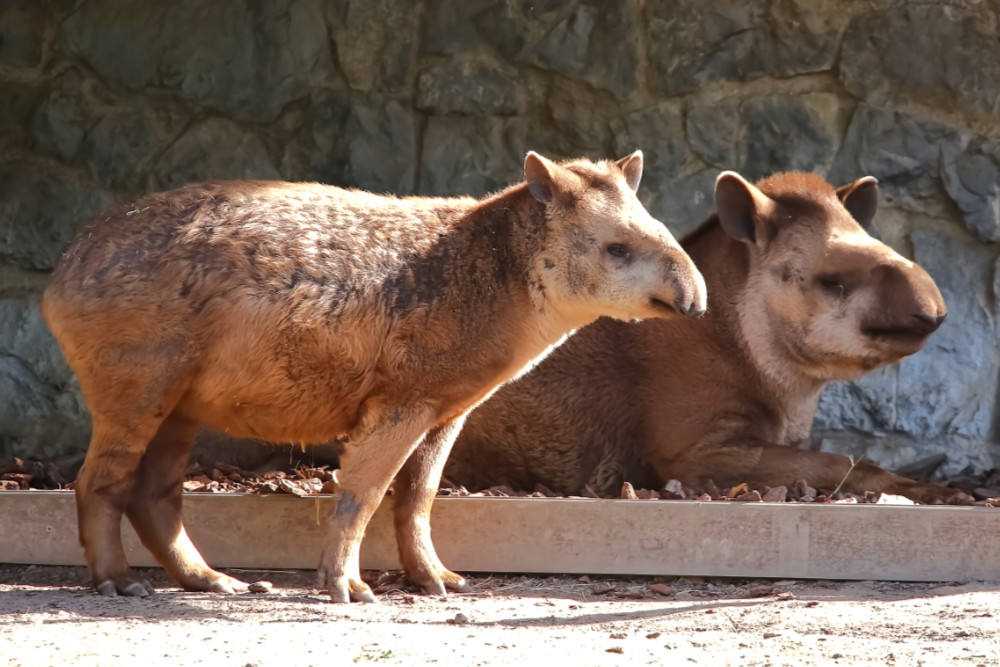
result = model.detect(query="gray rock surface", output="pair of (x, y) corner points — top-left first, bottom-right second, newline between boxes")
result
(1, 0), (998, 474)
(419, 116), (512, 197)
(648, 0), (843, 96)
(900, 228), (998, 442)
(31, 76), (88, 163)
(60, 0), (332, 121)
(533, 1), (640, 100)
(328, 0), (420, 92)
(830, 105), (963, 219)
(0, 161), (113, 271)
(840, 4), (1000, 120)
(145, 118), (281, 192)
(423, 0), (528, 60)
(343, 98), (417, 194)
(0, 3), (45, 68)
(417, 57), (524, 116)
(0, 298), (90, 460)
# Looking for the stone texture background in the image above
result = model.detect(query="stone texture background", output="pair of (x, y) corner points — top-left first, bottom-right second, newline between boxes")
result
(2, 0), (999, 476)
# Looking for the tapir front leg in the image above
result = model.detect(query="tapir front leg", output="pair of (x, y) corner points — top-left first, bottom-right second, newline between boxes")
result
(672, 443), (974, 505)
(392, 415), (473, 596)
(317, 405), (435, 603)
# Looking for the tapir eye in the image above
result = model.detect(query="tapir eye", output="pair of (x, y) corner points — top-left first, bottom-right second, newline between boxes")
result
(606, 243), (631, 260)
(818, 275), (845, 297)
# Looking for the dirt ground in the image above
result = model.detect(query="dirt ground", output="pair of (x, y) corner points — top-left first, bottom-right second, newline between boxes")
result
(1, 565), (998, 666)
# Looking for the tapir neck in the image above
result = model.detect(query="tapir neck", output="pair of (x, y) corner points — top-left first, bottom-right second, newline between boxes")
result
(682, 218), (824, 420)
(458, 185), (583, 337)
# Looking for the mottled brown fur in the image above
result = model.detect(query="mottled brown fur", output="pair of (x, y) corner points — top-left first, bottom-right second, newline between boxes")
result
(42, 151), (706, 602)
(447, 171), (971, 505)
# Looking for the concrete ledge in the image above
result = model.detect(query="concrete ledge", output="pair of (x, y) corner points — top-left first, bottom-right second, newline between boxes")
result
(2, 491), (999, 582)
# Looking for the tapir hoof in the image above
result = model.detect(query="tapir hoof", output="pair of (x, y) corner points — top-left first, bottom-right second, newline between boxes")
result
(95, 577), (155, 597)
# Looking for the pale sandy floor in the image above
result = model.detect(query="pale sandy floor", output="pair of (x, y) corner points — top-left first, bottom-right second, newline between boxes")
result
(1, 566), (998, 666)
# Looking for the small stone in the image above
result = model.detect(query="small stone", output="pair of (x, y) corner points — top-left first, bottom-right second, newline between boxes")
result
(748, 585), (774, 598)
(762, 486), (788, 502)
(646, 632), (661, 639)
(763, 632), (781, 640)
(875, 493), (916, 505)
(650, 583), (675, 597)
(620, 481), (638, 500)
(733, 489), (763, 502)
(606, 647), (624, 654)
(663, 479), (685, 496)
(448, 612), (469, 625)
(792, 479), (817, 501)
(247, 581), (272, 594)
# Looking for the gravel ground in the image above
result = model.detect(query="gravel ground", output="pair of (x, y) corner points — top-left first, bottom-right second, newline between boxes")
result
(2, 565), (998, 666)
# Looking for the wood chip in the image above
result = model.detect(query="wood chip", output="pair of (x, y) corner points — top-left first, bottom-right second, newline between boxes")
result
(727, 483), (750, 498)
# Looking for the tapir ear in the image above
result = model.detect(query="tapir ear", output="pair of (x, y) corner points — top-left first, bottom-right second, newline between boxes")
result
(714, 171), (774, 245)
(836, 176), (879, 230)
(616, 150), (643, 193)
(524, 151), (557, 203)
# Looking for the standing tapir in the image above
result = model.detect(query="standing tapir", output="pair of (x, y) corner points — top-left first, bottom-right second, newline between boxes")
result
(42, 151), (706, 603)
(446, 170), (972, 505)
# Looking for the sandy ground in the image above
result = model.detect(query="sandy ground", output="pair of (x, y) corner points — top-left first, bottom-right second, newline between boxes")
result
(1, 565), (998, 666)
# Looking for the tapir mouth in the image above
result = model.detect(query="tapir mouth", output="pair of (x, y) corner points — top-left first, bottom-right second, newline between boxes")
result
(648, 296), (705, 318)
(648, 297), (676, 315)
(861, 325), (933, 347)
(863, 312), (946, 345)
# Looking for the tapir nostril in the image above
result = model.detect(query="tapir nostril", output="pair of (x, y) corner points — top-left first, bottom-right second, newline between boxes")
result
(675, 296), (706, 318)
(912, 311), (946, 334)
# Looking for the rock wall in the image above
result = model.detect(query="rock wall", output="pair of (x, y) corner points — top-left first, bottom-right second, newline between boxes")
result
(2, 0), (999, 475)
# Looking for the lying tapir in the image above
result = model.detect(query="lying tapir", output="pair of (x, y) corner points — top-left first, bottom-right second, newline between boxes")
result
(446, 170), (972, 505)
(42, 151), (706, 603)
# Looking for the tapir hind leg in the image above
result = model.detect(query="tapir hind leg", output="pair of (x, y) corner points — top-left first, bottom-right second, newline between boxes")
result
(76, 416), (164, 597)
(392, 415), (472, 595)
(71, 336), (196, 596)
(125, 414), (249, 593)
